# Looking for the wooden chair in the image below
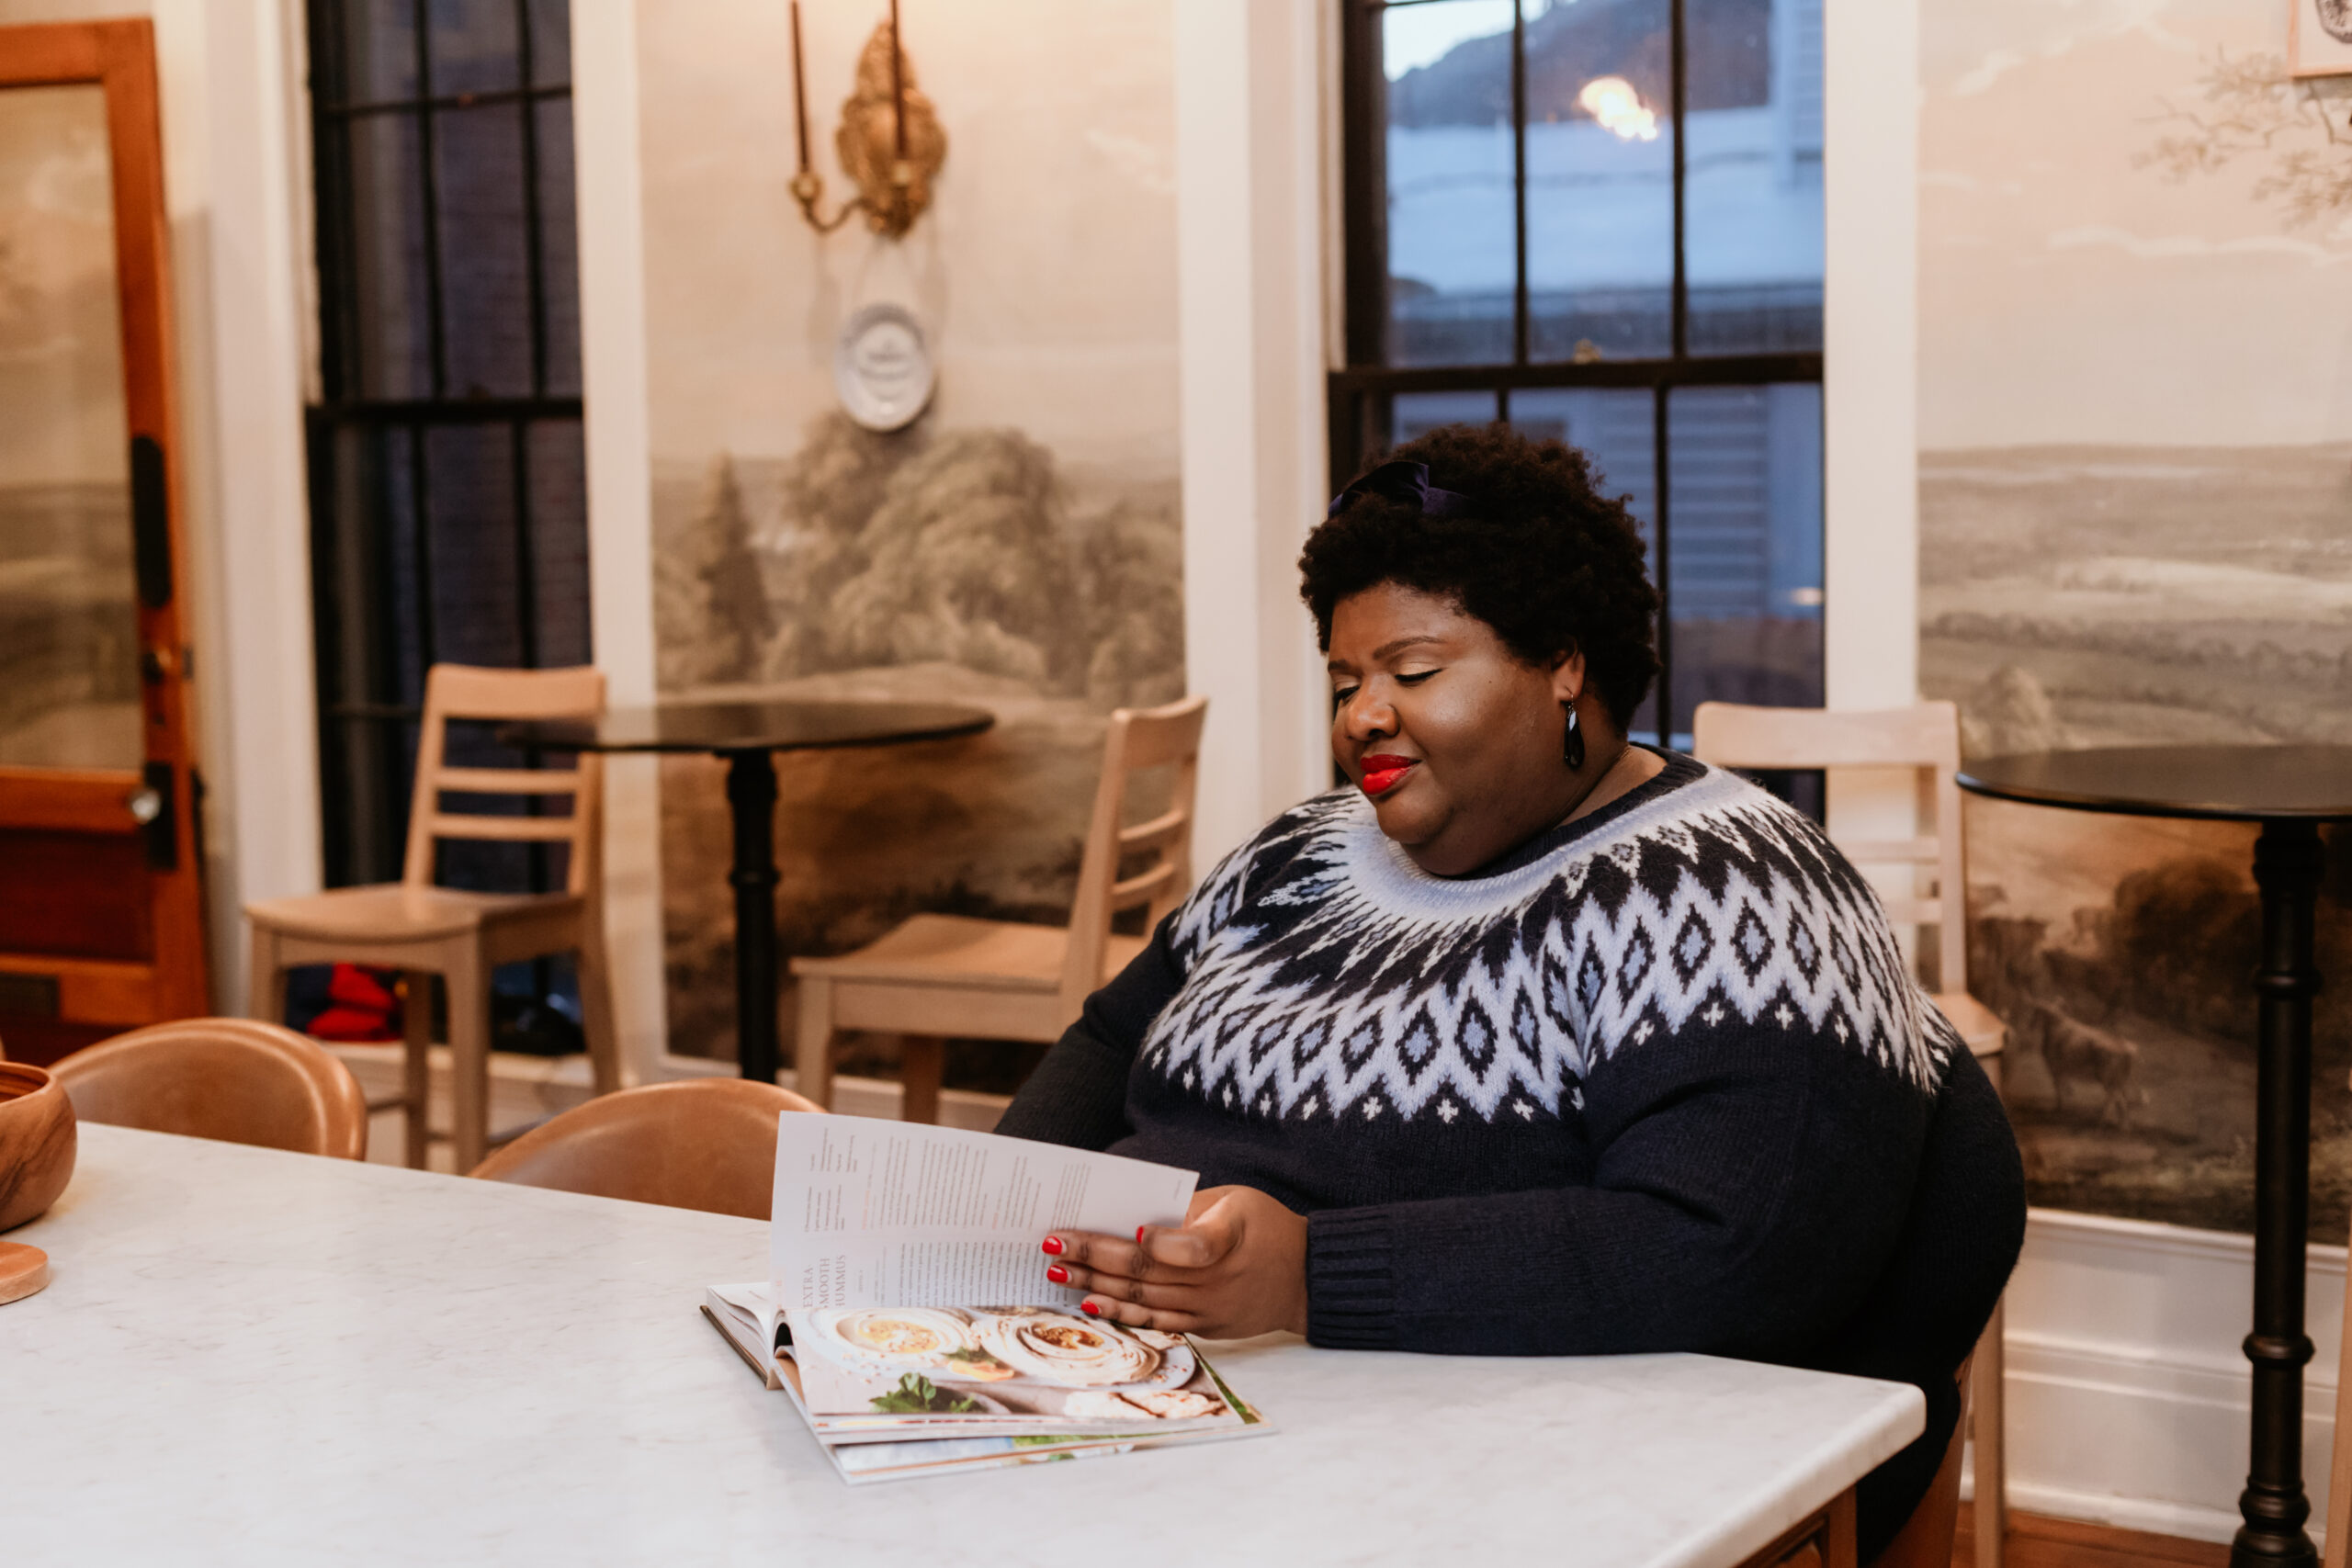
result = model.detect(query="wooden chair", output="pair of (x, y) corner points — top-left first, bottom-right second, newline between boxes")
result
(790, 695), (1208, 1122)
(1690, 700), (2009, 1568)
(52, 1019), (369, 1159)
(469, 1078), (820, 1220)
(245, 665), (620, 1173)
(1868, 1359), (1973, 1568)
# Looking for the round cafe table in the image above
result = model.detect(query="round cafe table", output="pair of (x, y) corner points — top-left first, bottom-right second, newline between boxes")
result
(1957, 745), (2352, 1568)
(504, 699), (992, 1087)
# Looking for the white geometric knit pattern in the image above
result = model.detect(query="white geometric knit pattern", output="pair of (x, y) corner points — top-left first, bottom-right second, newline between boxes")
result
(1139, 765), (1939, 1126)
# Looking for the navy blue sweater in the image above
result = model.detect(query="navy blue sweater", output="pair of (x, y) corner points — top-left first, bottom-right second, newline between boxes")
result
(997, 753), (2024, 1555)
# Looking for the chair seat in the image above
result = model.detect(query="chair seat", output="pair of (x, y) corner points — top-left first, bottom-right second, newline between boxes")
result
(1930, 990), (2005, 1058)
(246, 883), (582, 943)
(791, 913), (1148, 993)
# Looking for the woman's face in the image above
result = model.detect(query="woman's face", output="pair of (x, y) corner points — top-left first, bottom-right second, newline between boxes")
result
(1328, 582), (1589, 876)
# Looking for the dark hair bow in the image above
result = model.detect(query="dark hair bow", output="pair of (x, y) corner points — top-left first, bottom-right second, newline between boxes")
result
(1326, 460), (1476, 520)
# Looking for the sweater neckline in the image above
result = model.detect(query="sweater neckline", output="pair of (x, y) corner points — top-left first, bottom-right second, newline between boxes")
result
(1446, 746), (1706, 882)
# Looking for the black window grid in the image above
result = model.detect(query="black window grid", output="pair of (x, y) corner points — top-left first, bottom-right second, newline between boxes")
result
(304, 0), (590, 896)
(1332, 0), (1825, 744)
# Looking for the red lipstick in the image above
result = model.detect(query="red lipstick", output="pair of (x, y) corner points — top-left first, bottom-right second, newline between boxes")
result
(1361, 754), (1418, 796)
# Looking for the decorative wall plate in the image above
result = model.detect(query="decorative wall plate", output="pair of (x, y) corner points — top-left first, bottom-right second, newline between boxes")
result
(833, 302), (935, 432)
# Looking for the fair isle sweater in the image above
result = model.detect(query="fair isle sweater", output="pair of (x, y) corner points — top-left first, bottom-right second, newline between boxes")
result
(998, 752), (2025, 1554)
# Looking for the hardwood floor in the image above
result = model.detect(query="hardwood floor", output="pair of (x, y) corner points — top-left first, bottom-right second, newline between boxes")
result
(1954, 1513), (2231, 1568)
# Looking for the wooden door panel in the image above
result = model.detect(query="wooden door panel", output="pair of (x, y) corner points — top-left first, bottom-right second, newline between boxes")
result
(0, 831), (153, 956)
(0, 19), (208, 1056)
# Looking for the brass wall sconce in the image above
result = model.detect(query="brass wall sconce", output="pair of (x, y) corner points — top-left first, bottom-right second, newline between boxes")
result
(788, 0), (946, 239)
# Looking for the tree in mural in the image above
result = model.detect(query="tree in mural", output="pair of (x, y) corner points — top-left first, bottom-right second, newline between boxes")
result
(1071, 499), (1185, 709)
(762, 412), (910, 676)
(653, 453), (772, 690)
(825, 428), (1085, 687)
(2138, 51), (2352, 227)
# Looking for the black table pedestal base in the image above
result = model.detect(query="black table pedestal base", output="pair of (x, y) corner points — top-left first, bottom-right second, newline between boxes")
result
(2233, 820), (2324, 1568)
(723, 749), (782, 1086)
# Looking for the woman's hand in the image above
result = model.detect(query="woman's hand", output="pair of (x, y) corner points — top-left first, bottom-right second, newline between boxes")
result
(1041, 1185), (1309, 1339)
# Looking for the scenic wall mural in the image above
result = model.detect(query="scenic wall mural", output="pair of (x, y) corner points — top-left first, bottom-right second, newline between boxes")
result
(1919, 0), (2352, 1236)
(637, 1), (1182, 1079)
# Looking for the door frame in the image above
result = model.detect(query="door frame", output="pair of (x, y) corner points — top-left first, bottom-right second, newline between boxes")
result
(0, 18), (208, 1032)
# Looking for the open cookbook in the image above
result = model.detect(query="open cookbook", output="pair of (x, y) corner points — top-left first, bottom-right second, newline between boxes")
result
(703, 1115), (1273, 1483)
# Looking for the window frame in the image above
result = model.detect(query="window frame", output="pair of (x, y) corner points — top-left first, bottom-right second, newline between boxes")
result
(1330, 0), (1826, 739)
(304, 0), (587, 887)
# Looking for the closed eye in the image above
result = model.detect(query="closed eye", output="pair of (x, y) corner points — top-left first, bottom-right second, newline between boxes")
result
(1396, 670), (1439, 685)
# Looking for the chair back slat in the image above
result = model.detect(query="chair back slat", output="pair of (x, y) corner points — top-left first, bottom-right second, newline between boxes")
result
(424, 814), (581, 844)
(1837, 836), (1940, 866)
(1112, 863), (1181, 910)
(1058, 695), (1209, 1023)
(401, 664), (606, 895)
(1690, 700), (1969, 994)
(435, 767), (583, 795)
(1116, 807), (1191, 856)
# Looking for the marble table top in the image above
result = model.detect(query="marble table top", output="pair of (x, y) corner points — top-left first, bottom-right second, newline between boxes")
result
(5, 1126), (1923, 1567)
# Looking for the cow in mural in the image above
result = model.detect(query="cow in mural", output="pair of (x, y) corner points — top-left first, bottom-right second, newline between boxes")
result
(2018, 999), (2144, 1126)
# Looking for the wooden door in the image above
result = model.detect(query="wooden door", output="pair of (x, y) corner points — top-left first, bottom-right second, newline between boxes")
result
(0, 20), (207, 1065)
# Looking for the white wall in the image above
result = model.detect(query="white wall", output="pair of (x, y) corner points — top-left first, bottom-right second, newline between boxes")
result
(1173, 0), (1333, 863)
(569, 0), (662, 1086)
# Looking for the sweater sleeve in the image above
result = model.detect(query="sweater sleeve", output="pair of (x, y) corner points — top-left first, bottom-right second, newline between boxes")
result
(990, 913), (1186, 1150)
(1306, 1012), (1934, 1360)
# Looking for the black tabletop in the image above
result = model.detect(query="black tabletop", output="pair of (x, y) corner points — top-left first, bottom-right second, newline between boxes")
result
(1956, 745), (2352, 822)
(503, 698), (994, 755)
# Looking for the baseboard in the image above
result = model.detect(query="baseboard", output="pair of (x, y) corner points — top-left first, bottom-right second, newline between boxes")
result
(1991, 1207), (2348, 1547)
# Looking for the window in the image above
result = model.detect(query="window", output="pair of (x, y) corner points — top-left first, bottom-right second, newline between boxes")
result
(304, 0), (590, 887)
(1333, 0), (1824, 746)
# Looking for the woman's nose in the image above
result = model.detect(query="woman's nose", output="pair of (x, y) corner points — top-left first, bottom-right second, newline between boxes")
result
(1339, 689), (1396, 742)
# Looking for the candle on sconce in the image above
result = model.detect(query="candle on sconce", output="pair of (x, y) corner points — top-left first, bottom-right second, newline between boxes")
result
(790, 0), (812, 175)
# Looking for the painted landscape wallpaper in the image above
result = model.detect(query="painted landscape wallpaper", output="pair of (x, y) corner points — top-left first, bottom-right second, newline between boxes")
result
(637, 1), (1182, 1078)
(1919, 0), (2352, 1236)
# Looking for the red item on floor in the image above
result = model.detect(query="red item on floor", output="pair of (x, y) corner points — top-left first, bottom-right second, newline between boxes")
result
(307, 964), (402, 1043)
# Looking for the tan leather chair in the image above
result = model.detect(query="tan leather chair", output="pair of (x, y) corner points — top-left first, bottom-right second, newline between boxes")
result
(247, 664), (620, 1173)
(1691, 701), (2008, 1568)
(53, 1019), (369, 1159)
(791, 695), (1207, 1122)
(468, 1078), (820, 1219)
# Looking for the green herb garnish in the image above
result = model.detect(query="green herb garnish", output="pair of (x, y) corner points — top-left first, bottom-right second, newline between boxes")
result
(870, 1373), (979, 1415)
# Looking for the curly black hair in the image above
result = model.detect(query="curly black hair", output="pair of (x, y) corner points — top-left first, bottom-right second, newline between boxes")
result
(1298, 423), (1662, 729)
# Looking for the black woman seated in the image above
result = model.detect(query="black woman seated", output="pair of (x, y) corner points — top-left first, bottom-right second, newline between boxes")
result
(997, 423), (2025, 1557)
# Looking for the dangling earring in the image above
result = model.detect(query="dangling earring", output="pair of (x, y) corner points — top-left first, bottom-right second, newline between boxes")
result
(1562, 700), (1586, 771)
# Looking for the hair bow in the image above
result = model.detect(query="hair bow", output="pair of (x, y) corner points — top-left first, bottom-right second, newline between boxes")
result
(1325, 460), (1476, 520)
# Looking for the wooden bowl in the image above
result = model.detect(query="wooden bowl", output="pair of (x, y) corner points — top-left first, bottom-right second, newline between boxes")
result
(0, 1061), (76, 1233)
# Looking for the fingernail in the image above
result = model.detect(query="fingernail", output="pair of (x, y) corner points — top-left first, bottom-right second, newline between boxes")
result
(1041, 1235), (1064, 1256)
(1136, 1225), (1147, 1245)
(1081, 1301), (1102, 1316)
(1046, 1264), (1069, 1284)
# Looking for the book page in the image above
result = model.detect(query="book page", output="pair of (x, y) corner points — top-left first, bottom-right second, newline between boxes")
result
(769, 1116), (1196, 1313)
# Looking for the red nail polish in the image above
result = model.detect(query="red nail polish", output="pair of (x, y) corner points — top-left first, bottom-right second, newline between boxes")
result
(1081, 1301), (1102, 1316)
(1046, 1264), (1069, 1284)
(1041, 1235), (1063, 1256)
(1136, 1225), (1147, 1245)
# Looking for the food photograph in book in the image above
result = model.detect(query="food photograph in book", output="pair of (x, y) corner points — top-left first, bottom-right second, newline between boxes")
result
(791, 1306), (1241, 1425)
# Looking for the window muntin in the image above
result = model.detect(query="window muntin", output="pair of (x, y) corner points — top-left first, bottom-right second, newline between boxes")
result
(1338, 0), (1825, 746)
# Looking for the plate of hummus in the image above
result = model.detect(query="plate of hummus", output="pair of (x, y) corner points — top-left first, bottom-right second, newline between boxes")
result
(978, 1311), (1197, 1391)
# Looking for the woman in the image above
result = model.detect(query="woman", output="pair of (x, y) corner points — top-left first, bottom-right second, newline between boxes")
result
(998, 423), (2023, 1556)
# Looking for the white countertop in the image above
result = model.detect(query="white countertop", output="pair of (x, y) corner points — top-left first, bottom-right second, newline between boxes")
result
(6, 1125), (1922, 1566)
